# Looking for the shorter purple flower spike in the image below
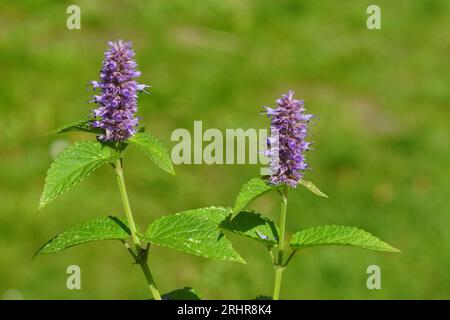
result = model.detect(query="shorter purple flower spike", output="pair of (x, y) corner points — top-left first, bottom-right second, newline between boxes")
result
(263, 90), (313, 187)
(90, 40), (148, 142)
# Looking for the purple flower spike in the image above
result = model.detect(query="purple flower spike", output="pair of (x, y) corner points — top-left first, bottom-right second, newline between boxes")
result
(90, 40), (148, 142)
(264, 91), (313, 187)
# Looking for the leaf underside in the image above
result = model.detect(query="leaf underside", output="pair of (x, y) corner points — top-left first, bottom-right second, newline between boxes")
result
(289, 225), (400, 253)
(144, 207), (245, 263)
(128, 131), (175, 175)
(39, 141), (119, 209)
(221, 210), (279, 247)
(233, 178), (277, 217)
(35, 216), (130, 256)
(298, 179), (328, 198)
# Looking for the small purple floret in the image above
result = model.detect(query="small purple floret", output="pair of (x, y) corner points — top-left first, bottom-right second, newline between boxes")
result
(264, 91), (312, 187)
(90, 40), (148, 141)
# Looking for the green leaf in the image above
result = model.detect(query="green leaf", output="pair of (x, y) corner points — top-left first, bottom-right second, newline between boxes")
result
(289, 225), (400, 253)
(144, 207), (245, 263)
(39, 141), (119, 209)
(298, 179), (328, 198)
(51, 119), (102, 134)
(128, 132), (175, 175)
(35, 216), (130, 255)
(233, 178), (277, 217)
(221, 211), (279, 247)
(162, 287), (201, 300)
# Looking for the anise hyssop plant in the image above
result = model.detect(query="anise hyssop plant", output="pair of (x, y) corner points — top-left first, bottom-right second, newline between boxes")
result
(37, 40), (399, 300)
(36, 40), (244, 300)
(219, 91), (400, 299)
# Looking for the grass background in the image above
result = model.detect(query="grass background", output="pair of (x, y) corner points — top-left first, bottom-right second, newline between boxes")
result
(0, 0), (449, 299)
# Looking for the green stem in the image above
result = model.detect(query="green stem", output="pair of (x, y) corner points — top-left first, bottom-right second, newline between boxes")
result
(138, 258), (161, 300)
(273, 267), (283, 300)
(273, 186), (288, 300)
(115, 159), (140, 246)
(114, 158), (162, 300)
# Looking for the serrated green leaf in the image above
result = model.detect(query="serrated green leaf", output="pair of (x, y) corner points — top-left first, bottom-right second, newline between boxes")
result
(51, 119), (102, 134)
(221, 211), (279, 247)
(39, 141), (119, 209)
(144, 207), (245, 263)
(128, 132), (175, 175)
(162, 287), (201, 300)
(289, 225), (400, 252)
(35, 216), (130, 255)
(298, 179), (328, 198)
(233, 178), (277, 217)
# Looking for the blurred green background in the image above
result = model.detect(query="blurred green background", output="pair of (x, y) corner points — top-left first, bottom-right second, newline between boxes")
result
(0, 0), (449, 299)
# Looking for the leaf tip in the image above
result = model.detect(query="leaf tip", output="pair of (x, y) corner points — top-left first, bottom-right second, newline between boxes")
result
(298, 179), (328, 198)
(32, 250), (41, 260)
(237, 256), (247, 264)
(38, 200), (46, 211)
(38, 193), (51, 211)
(387, 246), (401, 253)
(33, 241), (49, 258)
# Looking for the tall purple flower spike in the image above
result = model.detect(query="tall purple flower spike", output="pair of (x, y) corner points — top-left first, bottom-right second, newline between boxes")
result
(90, 40), (149, 142)
(264, 91), (313, 187)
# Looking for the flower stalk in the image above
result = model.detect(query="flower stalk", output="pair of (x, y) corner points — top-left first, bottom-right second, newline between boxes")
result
(273, 186), (288, 300)
(114, 157), (162, 300)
